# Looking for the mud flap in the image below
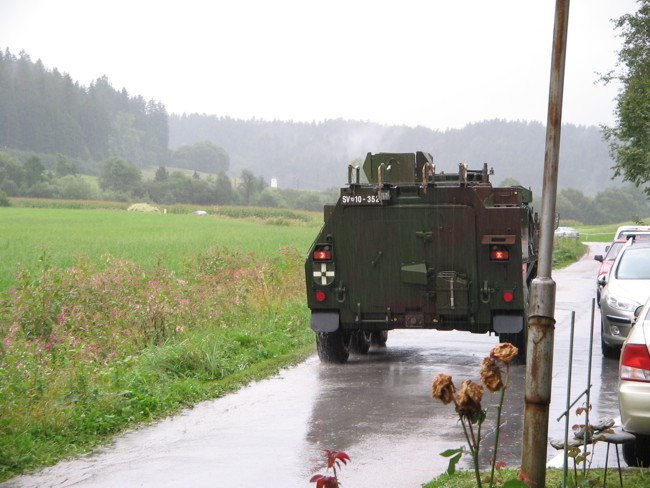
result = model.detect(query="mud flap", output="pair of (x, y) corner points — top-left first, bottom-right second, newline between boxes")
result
(311, 311), (340, 332)
(493, 315), (524, 333)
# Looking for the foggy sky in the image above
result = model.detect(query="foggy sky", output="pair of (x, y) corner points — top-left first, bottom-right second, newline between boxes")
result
(0, 0), (640, 131)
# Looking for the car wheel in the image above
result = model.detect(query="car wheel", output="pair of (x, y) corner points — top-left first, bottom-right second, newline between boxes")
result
(316, 330), (350, 363)
(349, 330), (371, 354)
(622, 434), (650, 467)
(601, 321), (620, 359)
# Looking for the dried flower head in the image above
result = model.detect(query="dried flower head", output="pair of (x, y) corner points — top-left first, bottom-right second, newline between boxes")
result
(432, 373), (456, 404)
(490, 342), (518, 364)
(456, 380), (484, 416)
(480, 356), (503, 392)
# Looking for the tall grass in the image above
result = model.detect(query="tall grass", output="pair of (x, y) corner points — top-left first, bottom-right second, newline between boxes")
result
(0, 246), (314, 481)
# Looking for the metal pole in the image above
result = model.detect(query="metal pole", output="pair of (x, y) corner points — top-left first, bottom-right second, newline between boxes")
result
(521, 0), (570, 485)
(562, 313), (575, 487)
(582, 299), (596, 476)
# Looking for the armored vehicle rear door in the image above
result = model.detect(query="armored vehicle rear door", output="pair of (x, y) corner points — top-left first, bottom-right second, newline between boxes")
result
(336, 203), (479, 324)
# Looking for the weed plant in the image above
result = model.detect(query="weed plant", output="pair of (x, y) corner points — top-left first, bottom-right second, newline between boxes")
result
(0, 246), (314, 481)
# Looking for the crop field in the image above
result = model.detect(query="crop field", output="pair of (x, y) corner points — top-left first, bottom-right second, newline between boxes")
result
(0, 206), (322, 290)
(0, 204), (322, 481)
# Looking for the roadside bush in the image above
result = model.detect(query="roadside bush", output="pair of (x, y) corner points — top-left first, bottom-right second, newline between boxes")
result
(0, 190), (9, 206)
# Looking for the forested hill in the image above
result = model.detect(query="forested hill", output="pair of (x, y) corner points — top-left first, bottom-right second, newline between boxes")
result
(169, 115), (619, 196)
(0, 49), (619, 198)
(0, 49), (168, 167)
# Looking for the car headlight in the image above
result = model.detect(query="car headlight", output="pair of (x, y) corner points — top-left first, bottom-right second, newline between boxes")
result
(606, 294), (641, 312)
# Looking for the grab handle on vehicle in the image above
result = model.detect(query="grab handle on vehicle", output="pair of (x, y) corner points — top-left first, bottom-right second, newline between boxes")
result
(480, 280), (494, 304)
(422, 162), (435, 194)
(377, 163), (387, 204)
(335, 282), (346, 303)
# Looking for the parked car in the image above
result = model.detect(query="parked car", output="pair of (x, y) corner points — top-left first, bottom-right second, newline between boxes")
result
(618, 296), (650, 467)
(615, 225), (650, 239)
(594, 238), (629, 304)
(599, 238), (650, 358)
(554, 226), (580, 239)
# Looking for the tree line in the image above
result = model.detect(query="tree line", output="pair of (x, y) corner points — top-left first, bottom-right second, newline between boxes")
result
(0, 149), (336, 211)
(0, 49), (168, 167)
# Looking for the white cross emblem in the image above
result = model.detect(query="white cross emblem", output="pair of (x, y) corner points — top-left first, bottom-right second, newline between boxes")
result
(313, 262), (335, 285)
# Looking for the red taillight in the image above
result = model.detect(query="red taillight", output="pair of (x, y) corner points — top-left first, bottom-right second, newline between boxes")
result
(503, 291), (515, 303)
(620, 343), (650, 382)
(314, 250), (332, 261)
(490, 246), (509, 261)
(313, 245), (333, 261)
(315, 290), (327, 302)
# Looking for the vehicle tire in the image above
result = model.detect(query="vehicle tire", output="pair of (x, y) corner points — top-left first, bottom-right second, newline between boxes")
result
(349, 330), (371, 354)
(371, 330), (388, 347)
(601, 321), (620, 359)
(622, 434), (650, 467)
(316, 330), (350, 363)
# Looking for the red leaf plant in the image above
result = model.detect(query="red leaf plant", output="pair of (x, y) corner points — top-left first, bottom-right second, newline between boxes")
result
(310, 450), (350, 488)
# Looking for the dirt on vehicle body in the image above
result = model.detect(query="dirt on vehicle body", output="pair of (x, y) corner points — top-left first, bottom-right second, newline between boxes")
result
(305, 152), (539, 363)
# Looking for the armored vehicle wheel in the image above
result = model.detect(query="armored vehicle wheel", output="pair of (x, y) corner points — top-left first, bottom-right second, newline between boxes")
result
(371, 330), (388, 347)
(349, 330), (372, 354)
(499, 326), (527, 365)
(316, 330), (350, 363)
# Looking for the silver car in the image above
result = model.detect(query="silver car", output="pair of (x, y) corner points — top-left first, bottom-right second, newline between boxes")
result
(554, 226), (580, 239)
(618, 296), (650, 467)
(599, 239), (650, 358)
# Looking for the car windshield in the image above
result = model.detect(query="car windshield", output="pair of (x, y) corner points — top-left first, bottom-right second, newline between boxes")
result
(616, 248), (650, 279)
(604, 242), (624, 261)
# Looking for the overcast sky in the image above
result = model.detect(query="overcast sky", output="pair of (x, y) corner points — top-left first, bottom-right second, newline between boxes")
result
(0, 0), (639, 131)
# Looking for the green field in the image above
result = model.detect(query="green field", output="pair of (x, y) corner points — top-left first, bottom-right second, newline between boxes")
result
(0, 206), (321, 290)
(0, 204), (323, 481)
(574, 219), (650, 242)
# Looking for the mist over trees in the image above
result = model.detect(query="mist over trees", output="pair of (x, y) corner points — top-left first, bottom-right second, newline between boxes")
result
(169, 115), (620, 198)
(0, 46), (648, 223)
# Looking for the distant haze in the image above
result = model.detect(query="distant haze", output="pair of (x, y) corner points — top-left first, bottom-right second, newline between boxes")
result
(0, 0), (638, 130)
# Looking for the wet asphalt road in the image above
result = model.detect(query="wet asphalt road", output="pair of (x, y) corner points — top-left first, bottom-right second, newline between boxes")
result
(3, 243), (620, 487)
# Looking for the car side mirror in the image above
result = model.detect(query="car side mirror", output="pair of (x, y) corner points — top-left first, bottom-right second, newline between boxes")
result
(597, 275), (607, 286)
(594, 255), (603, 262)
(634, 305), (644, 319)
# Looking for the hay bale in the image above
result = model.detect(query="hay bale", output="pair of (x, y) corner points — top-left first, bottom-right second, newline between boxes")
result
(127, 203), (161, 213)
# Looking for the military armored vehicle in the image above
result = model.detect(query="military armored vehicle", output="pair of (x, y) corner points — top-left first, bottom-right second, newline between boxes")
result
(305, 151), (539, 363)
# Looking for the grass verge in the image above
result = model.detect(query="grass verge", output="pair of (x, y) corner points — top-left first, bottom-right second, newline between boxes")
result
(0, 246), (315, 482)
(553, 237), (587, 269)
(424, 467), (650, 487)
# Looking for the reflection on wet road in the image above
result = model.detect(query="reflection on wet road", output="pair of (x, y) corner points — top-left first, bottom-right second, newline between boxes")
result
(2, 243), (621, 487)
